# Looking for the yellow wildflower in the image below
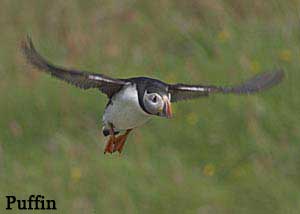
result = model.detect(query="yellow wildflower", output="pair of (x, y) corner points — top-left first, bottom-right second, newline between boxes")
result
(279, 49), (292, 62)
(71, 167), (82, 182)
(250, 61), (260, 73)
(203, 163), (215, 177)
(218, 30), (231, 42)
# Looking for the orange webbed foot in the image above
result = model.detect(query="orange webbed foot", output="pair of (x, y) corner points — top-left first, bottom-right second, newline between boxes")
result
(113, 129), (132, 154)
(104, 135), (115, 154)
(103, 126), (132, 154)
(104, 124), (117, 154)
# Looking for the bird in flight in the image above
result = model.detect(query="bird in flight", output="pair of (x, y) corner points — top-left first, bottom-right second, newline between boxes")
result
(21, 37), (284, 154)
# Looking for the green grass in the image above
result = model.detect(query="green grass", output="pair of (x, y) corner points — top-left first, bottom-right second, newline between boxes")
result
(0, 0), (300, 213)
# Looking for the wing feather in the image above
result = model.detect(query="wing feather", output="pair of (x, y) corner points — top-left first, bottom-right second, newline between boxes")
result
(168, 70), (284, 102)
(21, 36), (127, 97)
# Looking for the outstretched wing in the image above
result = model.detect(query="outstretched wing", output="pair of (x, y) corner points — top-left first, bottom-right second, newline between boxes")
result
(21, 36), (127, 98)
(168, 70), (284, 102)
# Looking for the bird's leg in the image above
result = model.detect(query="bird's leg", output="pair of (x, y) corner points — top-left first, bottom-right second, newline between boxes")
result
(114, 129), (132, 154)
(104, 124), (116, 154)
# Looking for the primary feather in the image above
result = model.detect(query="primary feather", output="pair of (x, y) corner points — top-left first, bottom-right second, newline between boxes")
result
(168, 70), (284, 102)
(21, 36), (127, 98)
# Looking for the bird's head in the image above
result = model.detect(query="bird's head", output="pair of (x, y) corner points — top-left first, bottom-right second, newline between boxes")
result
(143, 88), (172, 118)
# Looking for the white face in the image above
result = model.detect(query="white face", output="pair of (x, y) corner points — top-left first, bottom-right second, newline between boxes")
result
(143, 92), (164, 115)
(143, 91), (172, 118)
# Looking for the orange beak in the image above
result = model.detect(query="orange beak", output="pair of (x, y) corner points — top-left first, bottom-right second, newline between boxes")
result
(162, 95), (173, 118)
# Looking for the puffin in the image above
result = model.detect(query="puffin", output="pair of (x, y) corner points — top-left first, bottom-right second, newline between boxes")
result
(21, 37), (284, 154)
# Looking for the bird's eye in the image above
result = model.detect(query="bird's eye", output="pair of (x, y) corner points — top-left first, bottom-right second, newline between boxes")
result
(152, 96), (157, 103)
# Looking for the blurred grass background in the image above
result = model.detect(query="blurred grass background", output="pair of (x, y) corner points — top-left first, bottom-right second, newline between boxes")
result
(0, 0), (299, 213)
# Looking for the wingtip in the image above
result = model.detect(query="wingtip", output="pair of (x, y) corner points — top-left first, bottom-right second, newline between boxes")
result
(20, 34), (35, 53)
(267, 68), (285, 87)
(19, 35), (50, 72)
(222, 69), (285, 95)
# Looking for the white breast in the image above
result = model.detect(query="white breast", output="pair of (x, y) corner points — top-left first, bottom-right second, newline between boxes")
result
(102, 83), (151, 131)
